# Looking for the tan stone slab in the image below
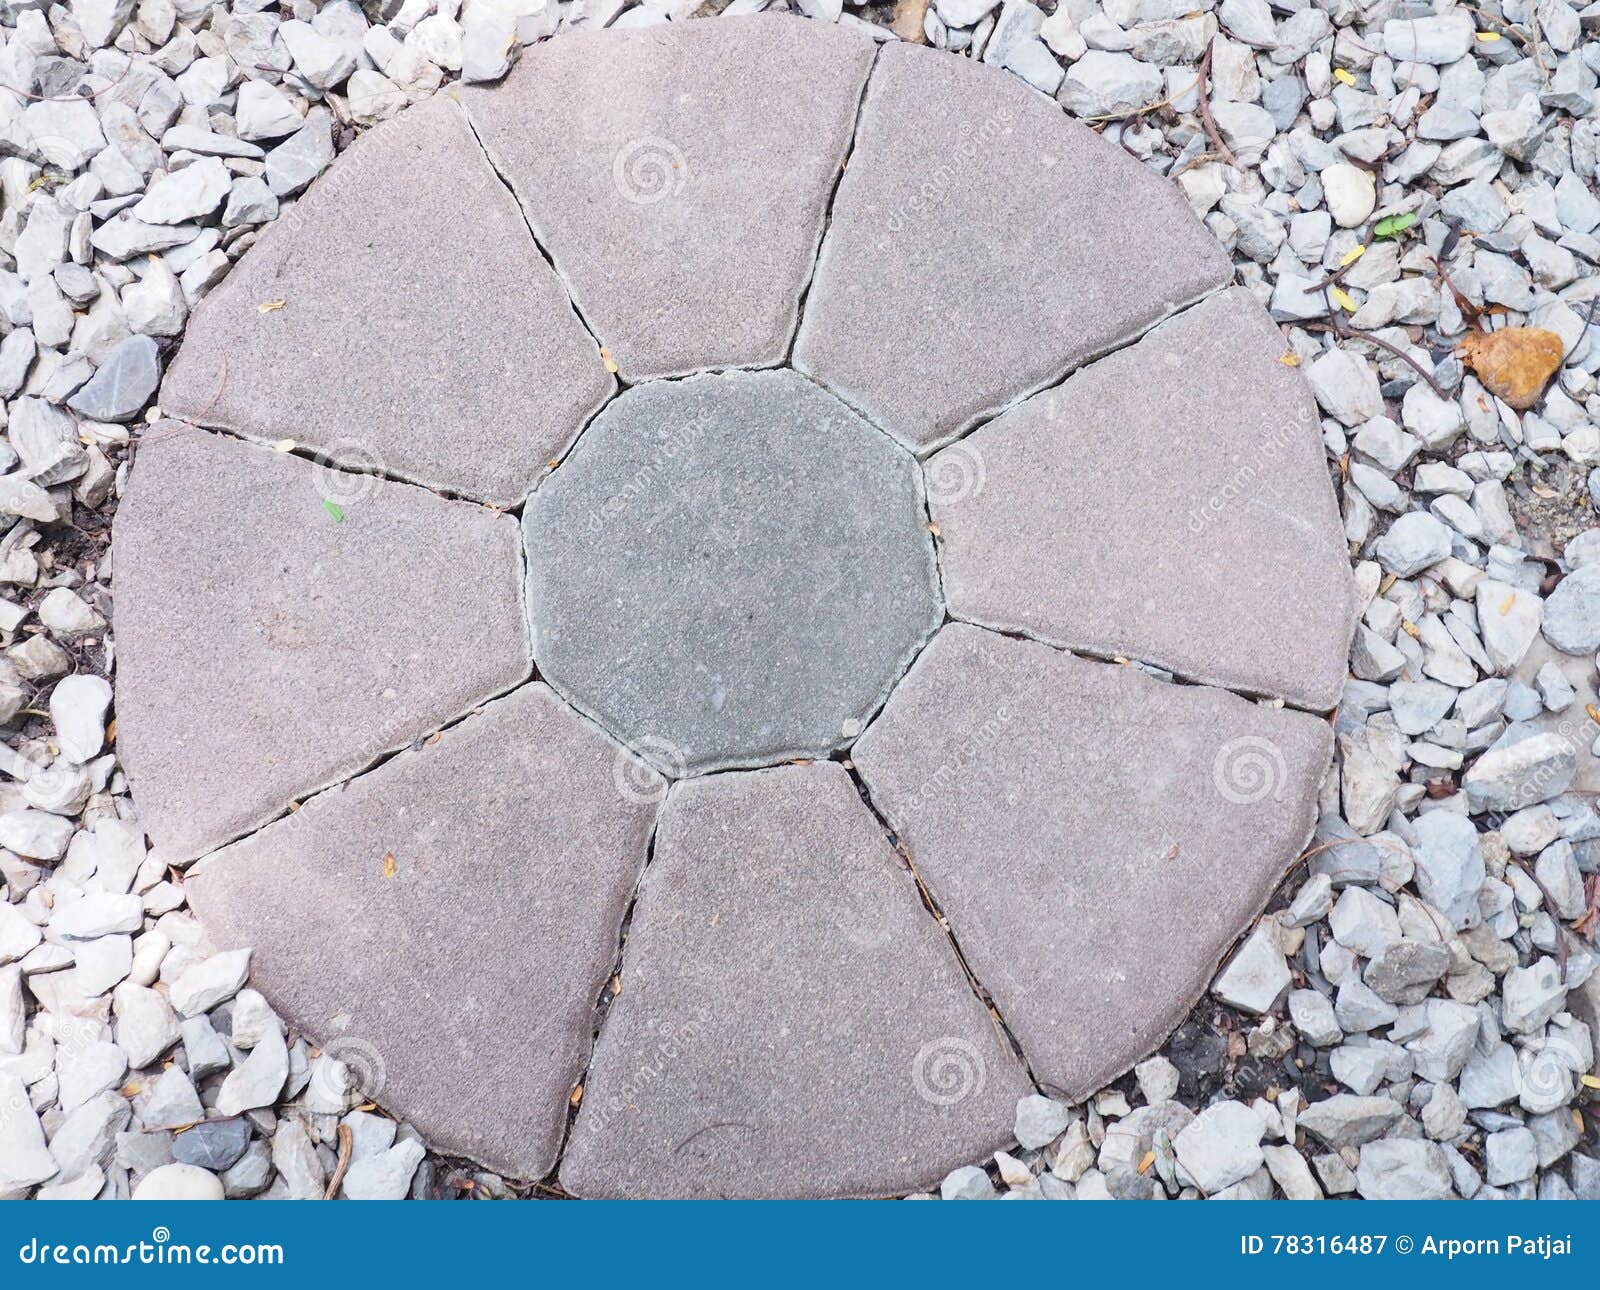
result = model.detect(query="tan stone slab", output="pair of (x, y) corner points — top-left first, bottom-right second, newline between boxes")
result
(114, 426), (528, 863)
(929, 290), (1357, 711)
(461, 15), (876, 382)
(159, 96), (611, 507)
(853, 624), (1332, 1100)
(794, 40), (1232, 453)
(188, 684), (660, 1180)
(561, 762), (1030, 1198)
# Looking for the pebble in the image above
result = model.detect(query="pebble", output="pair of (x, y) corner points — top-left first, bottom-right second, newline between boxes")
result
(1211, 921), (1290, 1014)
(131, 1162), (224, 1200)
(1173, 1100), (1264, 1194)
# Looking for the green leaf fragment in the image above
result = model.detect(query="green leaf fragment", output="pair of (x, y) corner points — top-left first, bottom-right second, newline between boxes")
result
(323, 500), (344, 522)
(1373, 212), (1417, 239)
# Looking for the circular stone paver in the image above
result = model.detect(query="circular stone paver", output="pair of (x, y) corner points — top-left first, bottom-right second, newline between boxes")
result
(117, 14), (1359, 1198)
(525, 370), (941, 774)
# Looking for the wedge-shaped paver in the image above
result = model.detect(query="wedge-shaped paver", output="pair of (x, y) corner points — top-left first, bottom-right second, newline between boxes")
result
(115, 427), (528, 863)
(461, 14), (875, 382)
(159, 96), (611, 506)
(930, 290), (1357, 711)
(188, 685), (660, 1180)
(561, 762), (1029, 1198)
(524, 369), (942, 774)
(853, 624), (1332, 1101)
(794, 42), (1232, 453)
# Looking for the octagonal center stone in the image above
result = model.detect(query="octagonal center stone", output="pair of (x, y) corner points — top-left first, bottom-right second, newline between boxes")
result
(525, 370), (942, 775)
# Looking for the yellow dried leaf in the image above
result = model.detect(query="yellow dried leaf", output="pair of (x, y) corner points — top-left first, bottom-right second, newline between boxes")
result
(382, 851), (396, 879)
(1278, 351), (1300, 367)
(1532, 484), (1560, 499)
(1582, 1074), (1600, 1090)
(570, 1084), (584, 1107)
(272, 438), (296, 453)
(1333, 68), (1357, 86)
(1456, 326), (1564, 410)
(1138, 1150), (1156, 1175)
(1332, 286), (1357, 312)
(1402, 620), (1420, 639)
(1339, 245), (1366, 267)
(600, 346), (619, 375)
(926, 520), (942, 536)
(258, 299), (286, 313)
(1587, 704), (1600, 726)
(1497, 592), (1515, 615)
(1476, 30), (1501, 41)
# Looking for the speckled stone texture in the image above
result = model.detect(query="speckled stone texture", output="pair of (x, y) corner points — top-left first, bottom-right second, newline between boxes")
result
(853, 624), (1333, 1101)
(187, 685), (660, 1180)
(461, 16), (876, 382)
(793, 40), (1232, 454)
(524, 369), (941, 773)
(114, 426), (527, 863)
(930, 289), (1358, 711)
(560, 762), (1030, 1199)
(159, 96), (611, 506)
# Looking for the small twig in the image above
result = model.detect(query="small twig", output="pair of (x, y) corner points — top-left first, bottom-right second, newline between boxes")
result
(1567, 294), (1600, 360)
(1215, 23), (1276, 50)
(1195, 39), (1238, 168)
(3, 62), (130, 104)
(323, 1123), (354, 1199)
(1303, 322), (1449, 399)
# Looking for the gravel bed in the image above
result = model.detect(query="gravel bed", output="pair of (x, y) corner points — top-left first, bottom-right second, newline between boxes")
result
(0, 0), (1597, 1201)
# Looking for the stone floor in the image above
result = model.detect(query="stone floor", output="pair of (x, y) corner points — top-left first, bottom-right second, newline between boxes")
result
(113, 14), (1358, 1198)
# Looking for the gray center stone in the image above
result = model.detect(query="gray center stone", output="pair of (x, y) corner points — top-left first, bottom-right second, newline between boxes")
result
(523, 369), (942, 775)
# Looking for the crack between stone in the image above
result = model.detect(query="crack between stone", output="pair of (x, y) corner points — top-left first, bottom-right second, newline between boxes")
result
(547, 794), (667, 1189)
(783, 41), (881, 366)
(917, 277), (1237, 461)
(952, 614), (1337, 721)
(155, 418), (509, 510)
(839, 756), (1044, 1094)
(455, 100), (614, 371)
(184, 668), (540, 878)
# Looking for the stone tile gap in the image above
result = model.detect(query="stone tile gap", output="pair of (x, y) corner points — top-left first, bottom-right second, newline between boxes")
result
(454, 99), (613, 374)
(948, 613), (1343, 718)
(916, 275), (1239, 461)
(840, 758), (1046, 1094)
(549, 801), (668, 1187)
(185, 672), (546, 881)
(782, 41), (883, 367)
